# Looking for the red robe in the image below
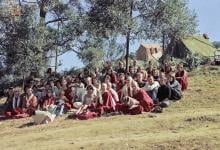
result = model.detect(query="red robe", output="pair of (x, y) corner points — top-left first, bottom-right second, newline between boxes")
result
(133, 89), (154, 112)
(175, 70), (188, 91)
(42, 96), (54, 110)
(22, 95), (38, 116)
(4, 96), (23, 118)
(94, 91), (115, 116)
(65, 88), (74, 109)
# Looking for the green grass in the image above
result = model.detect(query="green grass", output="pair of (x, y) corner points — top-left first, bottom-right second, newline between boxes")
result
(0, 67), (220, 150)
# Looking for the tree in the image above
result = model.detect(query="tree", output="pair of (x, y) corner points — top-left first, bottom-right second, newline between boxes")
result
(86, 0), (198, 70)
(213, 41), (220, 49)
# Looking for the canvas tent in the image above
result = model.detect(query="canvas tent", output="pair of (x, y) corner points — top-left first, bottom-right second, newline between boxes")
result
(170, 35), (217, 59)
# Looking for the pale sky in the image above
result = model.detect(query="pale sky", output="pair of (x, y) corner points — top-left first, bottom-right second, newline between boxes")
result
(57, 0), (220, 72)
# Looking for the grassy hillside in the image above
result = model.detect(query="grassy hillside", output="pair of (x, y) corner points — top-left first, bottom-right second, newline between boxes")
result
(0, 67), (220, 150)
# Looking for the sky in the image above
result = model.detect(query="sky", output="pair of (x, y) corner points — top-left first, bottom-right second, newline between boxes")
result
(56, 0), (220, 72)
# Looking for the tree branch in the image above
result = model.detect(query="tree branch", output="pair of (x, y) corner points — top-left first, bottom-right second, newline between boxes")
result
(45, 17), (68, 25)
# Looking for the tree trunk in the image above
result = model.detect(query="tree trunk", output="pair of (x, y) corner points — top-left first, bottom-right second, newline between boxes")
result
(125, 1), (133, 72)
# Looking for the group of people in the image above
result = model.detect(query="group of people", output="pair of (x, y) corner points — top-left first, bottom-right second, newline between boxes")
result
(1, 60), (188, 123)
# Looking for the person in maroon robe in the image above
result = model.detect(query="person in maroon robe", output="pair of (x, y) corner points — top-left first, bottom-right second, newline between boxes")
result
(5, 88), (23, 118)
(116, 81), (154, 115)
(95, 83), (116, 116)
(41, 90), (55, 111)
(132, 81), (154, 112)
(175, 63), (188, 91)
(22, 86), (38, 116)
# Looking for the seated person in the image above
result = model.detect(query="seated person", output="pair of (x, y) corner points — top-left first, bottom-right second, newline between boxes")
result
(22, 86), (38, 116)
(168, 72), (182, 101)
(5, 88), (23, 118)
(132, 81), (154, 113)
(107, 82), (119, 103)
(55, 90), (69, 115)
(95, 83), (116, 116)
(75, 86), (98, 116)
(135, 73), (146, 88)
(156, 77), (171, 108)
(143, 75), (160, 103)
(175, 63), (188, 91)
(116, 81), (154, 115)
(4, 87), (14, 106)
(41, 90), (55, 111)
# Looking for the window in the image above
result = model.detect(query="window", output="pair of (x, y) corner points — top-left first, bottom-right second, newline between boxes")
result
(150, 48), (154, 54)
(155, 48), (158, 53)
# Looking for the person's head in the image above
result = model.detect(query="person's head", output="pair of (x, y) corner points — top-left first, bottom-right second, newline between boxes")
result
(26, 86), (33, 96)
(56, 80), (61, 88)
(177, 63), (184, 72)
(66, 76), (72, 84)
(168, 72), (176, 82)
(14, 87), (21, 97)
(101, 83), (107, 93)
(86, 85), (94, 95)
(104, 75), (111, 83)
(133, 60), (137, 66)
(61, 79), (67, 87)
(107, 68), (113, 75)
(86, 77), (92, 86)
(127, 76), (133, 85)
(137, 66), (142, 73)
(118, 61), (124, 68)
(106, 82), (112, 90)
(131, 81), (139, 94)
(152, 68), (159, 77)
(46, 68), (52, 74)
(136, 73), (143, 82)
(147, 75), (155, 85)
(45, 84), (51, 90)
(129, 66), (134, 73)
(159, 76), (167, 86)
(46, 89), (53, 97)
(8, 87), (14, 97)
(49, 80), (55, 87)
(119, 73), (125, 81)
(59, 90), (65, 97)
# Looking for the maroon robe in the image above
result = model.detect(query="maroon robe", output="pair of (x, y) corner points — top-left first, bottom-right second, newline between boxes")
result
(132, 89), (154, 112)
(22, 95), (38, 116)
(175, 70), (188, 91)
(42, 96), (55, 110)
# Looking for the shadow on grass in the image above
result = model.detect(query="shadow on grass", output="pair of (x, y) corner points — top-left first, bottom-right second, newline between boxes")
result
(18, 122), (35, 128)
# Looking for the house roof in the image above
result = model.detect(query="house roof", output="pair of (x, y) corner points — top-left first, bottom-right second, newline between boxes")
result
(181, 35), (217, 57)
(140, 44), (162, 49)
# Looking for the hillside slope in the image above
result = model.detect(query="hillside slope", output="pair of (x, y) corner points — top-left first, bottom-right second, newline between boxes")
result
(0, 67), (220, 150)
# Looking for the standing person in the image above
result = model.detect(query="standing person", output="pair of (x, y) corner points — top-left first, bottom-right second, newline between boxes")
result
(175, 63), (188, 91)
(22, 86), (38, 116)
